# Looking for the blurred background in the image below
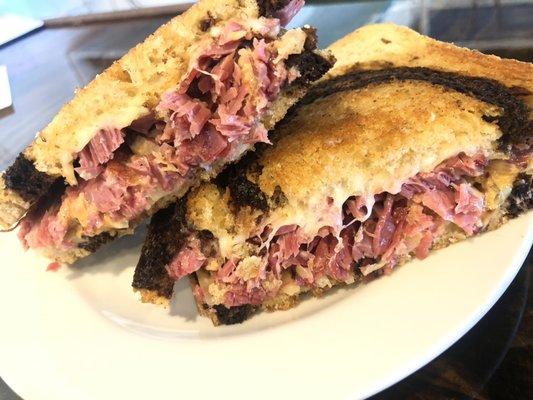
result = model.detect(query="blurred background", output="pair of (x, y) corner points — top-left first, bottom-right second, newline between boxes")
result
(0, 1), (532, 399)
(0, 0), (187, 19)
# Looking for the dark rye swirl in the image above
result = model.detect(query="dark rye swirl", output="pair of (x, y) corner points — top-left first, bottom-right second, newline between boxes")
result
(132, 24), (532, 325)
(0, 0), (334, 264)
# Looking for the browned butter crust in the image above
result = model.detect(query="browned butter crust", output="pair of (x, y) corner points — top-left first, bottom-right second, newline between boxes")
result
(297, 66), (530, 152)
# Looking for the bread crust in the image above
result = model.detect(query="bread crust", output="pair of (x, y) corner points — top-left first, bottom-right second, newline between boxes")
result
(4, 155), (58, 202)
(132, 200), (187, 299)
(326, 23), (533, 90)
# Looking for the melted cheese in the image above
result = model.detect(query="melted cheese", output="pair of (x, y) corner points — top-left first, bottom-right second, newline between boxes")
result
(273, 28), (306, 63)
(484, 160), (519, 210)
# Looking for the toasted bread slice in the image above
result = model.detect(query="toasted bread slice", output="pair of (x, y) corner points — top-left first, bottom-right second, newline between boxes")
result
(1, 0), (334, 263)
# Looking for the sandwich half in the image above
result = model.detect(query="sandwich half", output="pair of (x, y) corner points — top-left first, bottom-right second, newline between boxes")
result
(133, 23), (533, 321)
(0, 0), (333, 263)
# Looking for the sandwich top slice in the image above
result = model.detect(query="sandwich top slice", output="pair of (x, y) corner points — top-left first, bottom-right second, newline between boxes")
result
(133, 23), (532, 322)
(0, 0), (333, 263)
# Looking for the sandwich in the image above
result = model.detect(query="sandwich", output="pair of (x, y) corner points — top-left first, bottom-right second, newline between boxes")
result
(0, 0), (333, 263)
(132, 23), (532, 322)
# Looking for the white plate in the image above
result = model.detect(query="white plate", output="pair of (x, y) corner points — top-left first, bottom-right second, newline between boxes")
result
(0, 213), (531, 400)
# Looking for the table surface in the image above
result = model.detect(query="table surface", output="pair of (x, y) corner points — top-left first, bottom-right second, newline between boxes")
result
(0, 1), (532, 399)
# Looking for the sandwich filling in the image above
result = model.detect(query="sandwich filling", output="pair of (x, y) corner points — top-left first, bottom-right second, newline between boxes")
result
(17, 11), (322, 254)
(174, 151), (530, 309)
(163, 151), (529, 309)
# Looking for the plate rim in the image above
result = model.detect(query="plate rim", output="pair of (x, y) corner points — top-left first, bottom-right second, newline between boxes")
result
(0, 214), (532, 400)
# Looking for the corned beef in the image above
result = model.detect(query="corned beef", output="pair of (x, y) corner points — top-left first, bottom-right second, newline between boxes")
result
(174, 152), (495, 308)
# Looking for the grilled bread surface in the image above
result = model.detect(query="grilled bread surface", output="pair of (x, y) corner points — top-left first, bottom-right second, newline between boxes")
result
(326, 23), (533, 89)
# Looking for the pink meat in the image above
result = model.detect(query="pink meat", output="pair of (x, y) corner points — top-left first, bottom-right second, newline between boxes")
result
(273, 0), (305, 26)
(207, 53), (235, 98)
(46, 262), (61, 272)
(177, 127), (229, 165)
(20, 207), (69, 250)
(383, 205), (438, 263)
(157, 94), (212, 145)
(209, 44), (268, 141)
(217, 259), (238, 283)
(224, 283), (266, 307)
(128, 155), (181, 192)
(75, 128), (125, 180)
(166, 244), (206, 280)
(410, 181), (483, 235)
(354, 230), (375, 260)
(118, 187), (151, 221)
(436, 152), (487, 178)
(246, 124), (270, 144)
(251, 39), (271, 101)
(20, 154), (173, 249)
(274, 224), (299, 236)
(416, 188), (456, 222)
(211, 114), (250, 141)
(84, 176), (126, 213)
(401, 154), (486, 234)
(156, 21), (286, 168)
(415, 231), (433, 259)
(267, 243), (281, 275)
(98, 161), (160, 221)
(208, 153), (492, 307)
(327, 247), (353, 282)
(372, 194), (396, 255)
(346, 196), (375, 222)
(455, 183), (484, 214)
(311, 235), (337, 277)
(128, 112), (157, 134)
(277, 227), (304, 259)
